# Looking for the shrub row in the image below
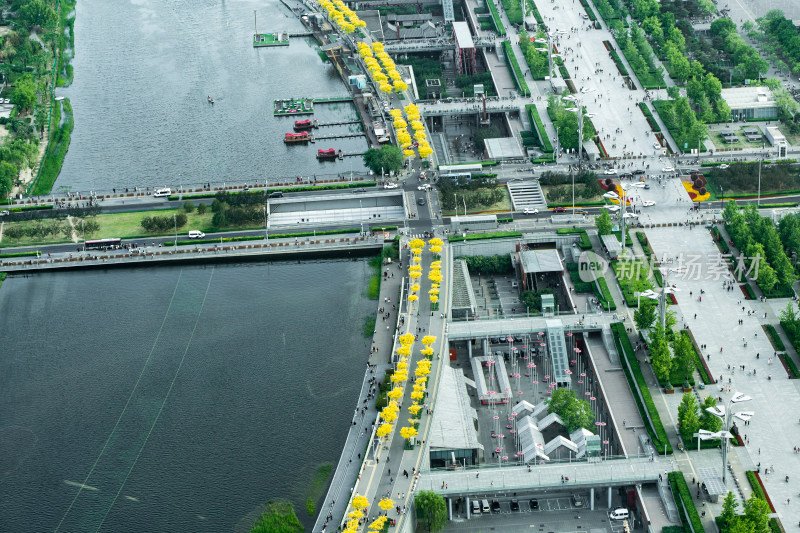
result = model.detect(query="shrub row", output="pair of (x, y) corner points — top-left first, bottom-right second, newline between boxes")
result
(556, 228), (591, 249)
(668, 471), (706, 533)
(502, 41), (529, 95)
(487, 0), (506, 35)
(779, 353), (800, 378)
(743, 283), (756, 300)
(167, 182), (377, 202)
(608, 49), (630, 77)
(449, 231), (523, 242)
(9, 205), (55, 212)
(578, 0), (597, 21)
(745, 471), (775, 512)
(638, 102), (661, 133)
(0, 251), (40, 258)
(684, 330), (713, 385)
(525, 104), (553, 153)
(596, 276), (617, 311)
(611, 322), (672, 454)
(163, 228), (361, 246)
(764, 324), (786, 352)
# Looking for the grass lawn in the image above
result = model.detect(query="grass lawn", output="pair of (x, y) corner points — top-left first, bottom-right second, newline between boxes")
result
(777, 124), (800, 146)
(0, 208), (263, 248)
(541, 185), (604, 204)
(440, 187), (513, 215)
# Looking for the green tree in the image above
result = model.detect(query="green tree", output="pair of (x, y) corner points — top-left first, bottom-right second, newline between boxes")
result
(19, 0), (58, 30)
(721, 492), (739, 527)
(12, 75), (37, 113)
(363, 145), (403, 176)
(415, 490), (447, 533)
(650, 323), (672, 383)
(596, 208), (613, 236)
(546, 388), (594, 432)
(474, 125), (501, 149)
(700, 395), (722, 433)
(83, 218), (100, 237)
(704, 74), (723, 101)
(671, 332), (695, 382)
(715, 98), (732, 123)
(183, 200), (195, 213)
(0, 161), (16, 198)
(755, 263), (777, 293)
(677, 392), (700, 440)
(634, 299), (657, 330)
(667, 86), (681, 100)
(743, 493), (771, 533)
(197, 203), (208, 215)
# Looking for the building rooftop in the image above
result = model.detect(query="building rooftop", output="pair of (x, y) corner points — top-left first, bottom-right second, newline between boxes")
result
(452, 21), (474, 49)
(452, 259), (477, 313)
(720, 87), (776, 110)
(428, 366), (483, 452)
(519, 249), (563, 274)
(485, 137), (525, 160)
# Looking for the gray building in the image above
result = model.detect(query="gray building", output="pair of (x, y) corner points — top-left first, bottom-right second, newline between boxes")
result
(721, 87), (778, 120)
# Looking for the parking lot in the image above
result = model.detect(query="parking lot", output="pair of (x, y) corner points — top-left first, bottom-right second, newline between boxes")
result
(445, 495), (630, 532)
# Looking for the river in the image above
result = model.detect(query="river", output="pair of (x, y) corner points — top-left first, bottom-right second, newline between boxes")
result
(0, 259), (373, 531)
(55, 0), (369, 193)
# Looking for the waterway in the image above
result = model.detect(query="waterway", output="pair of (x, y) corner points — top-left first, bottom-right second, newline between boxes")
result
(0, 259), (373, 531)
(55, 0), (369, 192)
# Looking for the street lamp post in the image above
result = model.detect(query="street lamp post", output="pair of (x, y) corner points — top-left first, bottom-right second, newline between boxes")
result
(757, 158), (762, 207)
(173, 213), (177, 251)
(703, 392), (753, 485)
(263, 205), (269, 242)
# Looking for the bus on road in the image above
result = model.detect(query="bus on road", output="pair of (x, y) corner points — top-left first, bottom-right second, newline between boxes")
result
(84, 238), (122, 250)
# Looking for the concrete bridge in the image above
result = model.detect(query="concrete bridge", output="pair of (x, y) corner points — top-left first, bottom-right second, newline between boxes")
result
(384, 36), (497, 53)
(416, 96), (529, 116)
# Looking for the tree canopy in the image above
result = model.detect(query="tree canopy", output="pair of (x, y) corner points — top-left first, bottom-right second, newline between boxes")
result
(547, 388), (594, 432)
(415, 490), (447, 532)
(363, 145), (403, 175)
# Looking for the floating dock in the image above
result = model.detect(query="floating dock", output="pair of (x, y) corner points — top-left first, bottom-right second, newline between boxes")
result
(254, 32), (290, 47)
(274, 98), (314, 116)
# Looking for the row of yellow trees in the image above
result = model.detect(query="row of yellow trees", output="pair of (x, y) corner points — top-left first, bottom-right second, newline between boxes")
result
(357, 42), (408, 94)
(319, 0), (366, 34)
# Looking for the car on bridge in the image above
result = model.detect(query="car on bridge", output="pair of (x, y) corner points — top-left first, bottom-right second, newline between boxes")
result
(603, 169), (617, 175)
(661, 166), (675, 172)
(643, 200), (656, 207)
(552, 207), (566, 213)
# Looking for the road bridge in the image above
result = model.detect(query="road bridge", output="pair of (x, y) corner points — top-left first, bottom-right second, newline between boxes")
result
(419, 456), (676, 500)
(383, 36), (496, 53)
(446, 312), (622, 341)
(416, 97), (528, 116)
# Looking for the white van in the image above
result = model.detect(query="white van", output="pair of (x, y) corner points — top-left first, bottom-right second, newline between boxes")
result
(609, 508), (629, 521)
(188, 230), (205, 239)
(481, 499), (490, 513)
(471, 500), (481, 515)
(153, 188), (172, 197)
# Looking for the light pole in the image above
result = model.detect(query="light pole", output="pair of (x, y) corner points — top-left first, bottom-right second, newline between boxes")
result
(173, 213), (177, 251)
(757, 158), (762, 207)
(703, 392), (753, 485)
(81, 219), (85, 252)
(263, 205), (268, 242)
(565, 95), (596, 214)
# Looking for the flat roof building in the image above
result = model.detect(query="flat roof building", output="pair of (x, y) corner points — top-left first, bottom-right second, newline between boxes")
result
(428, 366), (484, 468)
(485, 137), (525, 160)
(721, 87), (778, 120)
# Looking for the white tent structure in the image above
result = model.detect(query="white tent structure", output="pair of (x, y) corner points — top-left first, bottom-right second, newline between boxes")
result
(518, 415), (549, 463)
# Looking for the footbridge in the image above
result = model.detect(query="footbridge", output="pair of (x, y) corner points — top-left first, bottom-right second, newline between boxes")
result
(446, 312), (622, 341)
(383, 36), (496, 53)
(416, 96), (529, 116)
(418, 456), (676, 504)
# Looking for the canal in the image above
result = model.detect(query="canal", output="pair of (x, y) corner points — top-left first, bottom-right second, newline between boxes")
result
(0, 259), (373, 531)
(55, 0), (369, 192)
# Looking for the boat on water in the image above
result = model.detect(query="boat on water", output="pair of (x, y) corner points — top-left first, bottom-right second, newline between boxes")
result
(207, 96), (214, 104)
(285, 132), (310, 143)
(317, 148), (338, 159)
(294, 119), (314, 131)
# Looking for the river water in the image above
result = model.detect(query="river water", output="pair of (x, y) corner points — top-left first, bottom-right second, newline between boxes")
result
(0, 259), (373, 531)
(55, 0), (368, 193)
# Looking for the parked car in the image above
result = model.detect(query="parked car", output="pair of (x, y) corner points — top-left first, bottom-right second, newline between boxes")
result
(510, 499), (520, 512)
(609, 508), (629, 521)
(529, 499), (539, 510)
(572, 494), (585, 508)
(633, 169), (646, 175)
(552, 206), (566, 213)
(269, 191), (284, 198)
(523, 208), (539, 215)
(661, 166), (675, 172)
(383, 182), (398, 189)
(491, 500), (501, 513)
(604, 168), (618, 175)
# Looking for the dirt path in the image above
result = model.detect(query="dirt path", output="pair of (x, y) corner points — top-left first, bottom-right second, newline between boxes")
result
(66, 215), (79, 243)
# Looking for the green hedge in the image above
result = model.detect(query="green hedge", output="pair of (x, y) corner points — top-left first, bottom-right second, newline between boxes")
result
(764, 324), (786, 352)
(9, 205), (55, 212)
(525, 104), (553, 153)
(596, 276), (617, 310)
(578, 0), (597, 20)
(448, 231), (522, 242)
(566, 262), (594, 293)
(638, 102), (662, 133)
(685, 330), (712, 385)
(487, 0), (506, 35)
(0, 251), (40, 258)
(743, 283), (756, 300)
(745, 471), (776, 513)
(611, 322), (672, 454)
(167, 182), (377, 201)
(556, 228), (591, 249)
(163, 228), (360, 246)
(502, 41), (529, 95)
(779, 353), (800, 378)
(608, 49), (629, 77)
(668, 471), (705, 533)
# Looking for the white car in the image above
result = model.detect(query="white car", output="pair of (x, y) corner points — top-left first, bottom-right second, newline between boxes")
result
(661, 166), (675, 172)
(153, 188), (172, 197)
(605, 205), (620, 212)
(523, 208), (539, 215)
(603, 169), (617, 175)
(188, 230), (206, 239)
(642, 200), (656, 207)
(653, 142), (662, 149)
(0, 209), (9, 216)
(719, 164), (730, 169)
(383, 182), (398, 189)
(417, 184), (431, 191)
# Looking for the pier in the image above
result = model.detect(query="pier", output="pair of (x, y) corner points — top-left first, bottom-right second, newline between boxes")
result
(311, 132), (365, 141)
(317, 120), (361, 127)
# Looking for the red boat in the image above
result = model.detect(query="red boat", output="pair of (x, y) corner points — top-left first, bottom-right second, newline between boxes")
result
(317, 148), (338, 159)
(284, 132), (310, 143)
(294, 119), (314, 131)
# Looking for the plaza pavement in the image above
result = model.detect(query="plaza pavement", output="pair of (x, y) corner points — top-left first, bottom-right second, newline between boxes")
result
(643, 224), (800, 529)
